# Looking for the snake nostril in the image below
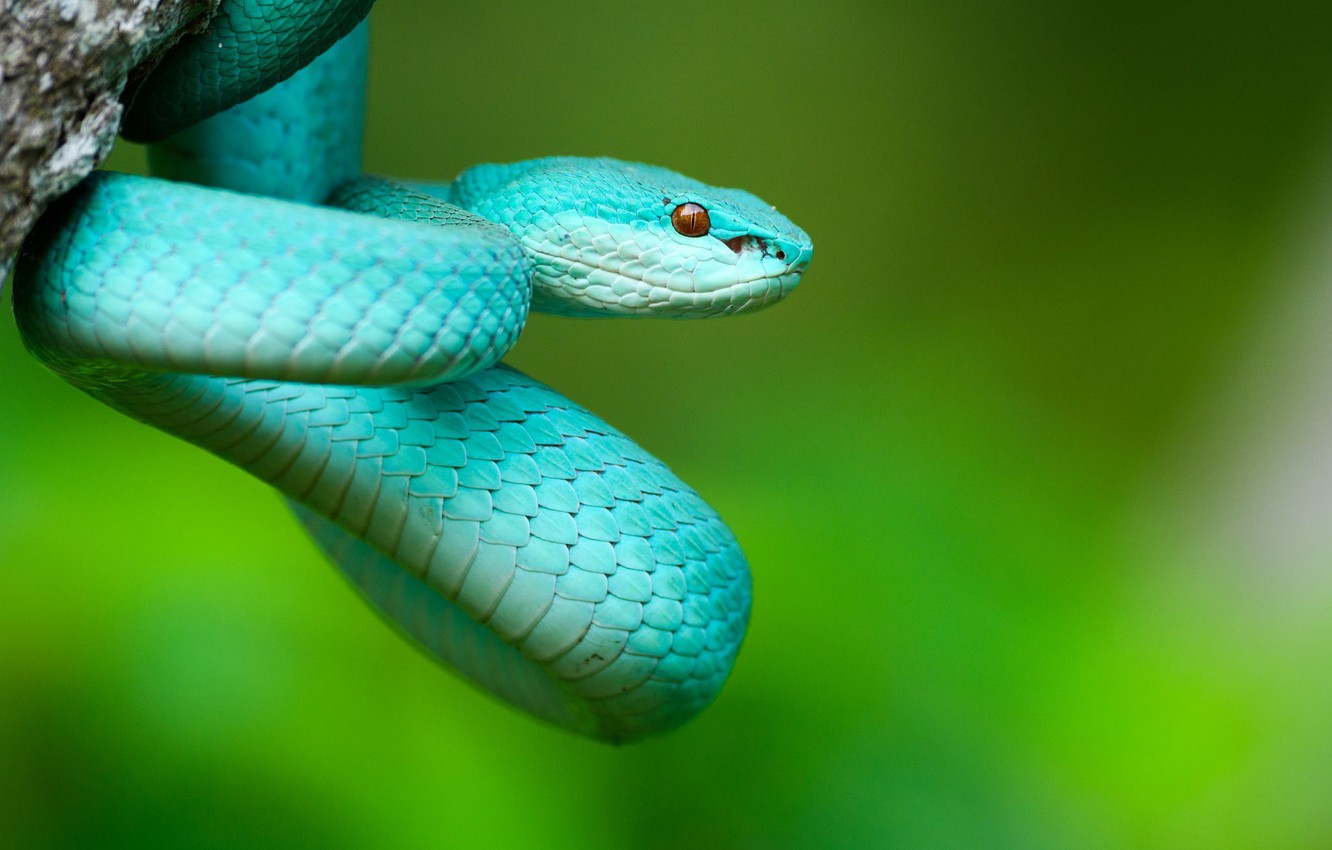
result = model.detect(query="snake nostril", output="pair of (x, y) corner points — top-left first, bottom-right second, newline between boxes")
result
(721, 237), (793, 262)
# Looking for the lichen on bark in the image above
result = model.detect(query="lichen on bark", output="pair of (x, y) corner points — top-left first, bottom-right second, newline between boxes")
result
(0, 0), (217, 280)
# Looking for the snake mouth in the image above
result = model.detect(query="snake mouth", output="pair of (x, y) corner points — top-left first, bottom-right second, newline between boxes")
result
(525, 245), (802, 318)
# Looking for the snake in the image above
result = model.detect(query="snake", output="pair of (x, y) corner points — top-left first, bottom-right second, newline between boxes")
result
(11, 1), (812, 743)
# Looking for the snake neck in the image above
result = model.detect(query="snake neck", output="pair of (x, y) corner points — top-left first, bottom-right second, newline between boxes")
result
(144, 21), (369, 204)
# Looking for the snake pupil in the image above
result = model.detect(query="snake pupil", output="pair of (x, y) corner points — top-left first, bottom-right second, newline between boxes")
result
(671, 203), (710, 238)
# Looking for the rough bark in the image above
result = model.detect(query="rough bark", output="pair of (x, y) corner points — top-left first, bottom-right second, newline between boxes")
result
(0, 0), (218, 280)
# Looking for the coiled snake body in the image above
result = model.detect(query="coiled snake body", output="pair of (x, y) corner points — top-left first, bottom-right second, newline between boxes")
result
(13, 2), (811, 742)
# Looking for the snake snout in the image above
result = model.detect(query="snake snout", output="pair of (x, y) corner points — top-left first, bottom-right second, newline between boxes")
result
(768, 235), (813, 276)
(722, 233), (808, 267)
(785, 239), (813, 272)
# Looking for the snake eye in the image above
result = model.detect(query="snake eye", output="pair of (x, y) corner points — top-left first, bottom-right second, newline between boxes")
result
(671, 203), (711, 237)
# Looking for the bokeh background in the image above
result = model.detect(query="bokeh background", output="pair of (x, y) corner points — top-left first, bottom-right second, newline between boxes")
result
(5, 2), (1332, 847)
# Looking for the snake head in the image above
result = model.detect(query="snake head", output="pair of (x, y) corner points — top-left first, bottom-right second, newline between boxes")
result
(450, 157), (812, 318)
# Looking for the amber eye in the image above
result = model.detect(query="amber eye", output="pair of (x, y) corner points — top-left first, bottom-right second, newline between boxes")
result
(671, 202), (711, 237)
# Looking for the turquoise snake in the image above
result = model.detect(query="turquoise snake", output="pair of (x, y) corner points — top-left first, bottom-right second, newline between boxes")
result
(12, 1), (812, 742)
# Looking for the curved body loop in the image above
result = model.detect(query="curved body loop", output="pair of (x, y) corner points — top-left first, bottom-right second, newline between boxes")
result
(14, 2), (810, 741)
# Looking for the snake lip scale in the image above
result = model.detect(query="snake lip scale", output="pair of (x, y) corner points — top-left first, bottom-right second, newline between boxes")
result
(13, 3), (813, 743)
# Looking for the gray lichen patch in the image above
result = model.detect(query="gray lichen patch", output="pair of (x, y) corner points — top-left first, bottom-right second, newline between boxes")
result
(0, 0), (216, 281)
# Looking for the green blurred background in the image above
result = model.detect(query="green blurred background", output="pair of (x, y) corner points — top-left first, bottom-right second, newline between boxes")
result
(5, 2), (1332, 847)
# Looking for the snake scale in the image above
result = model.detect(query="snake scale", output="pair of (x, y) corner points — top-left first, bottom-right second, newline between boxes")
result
(11, 1), (811, 742)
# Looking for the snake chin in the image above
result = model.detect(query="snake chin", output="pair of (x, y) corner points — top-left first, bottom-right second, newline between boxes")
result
(524, 243), (806, 318)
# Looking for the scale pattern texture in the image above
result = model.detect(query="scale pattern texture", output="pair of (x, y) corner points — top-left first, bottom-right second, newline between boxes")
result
(18, 172), (529, 388)
(14, 168), (755, 742)
(12, 2), (808, 741)
(123, 0), (376, 141)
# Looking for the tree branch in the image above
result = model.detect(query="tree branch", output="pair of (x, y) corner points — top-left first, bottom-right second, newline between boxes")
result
(0, 0), (218, 280)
